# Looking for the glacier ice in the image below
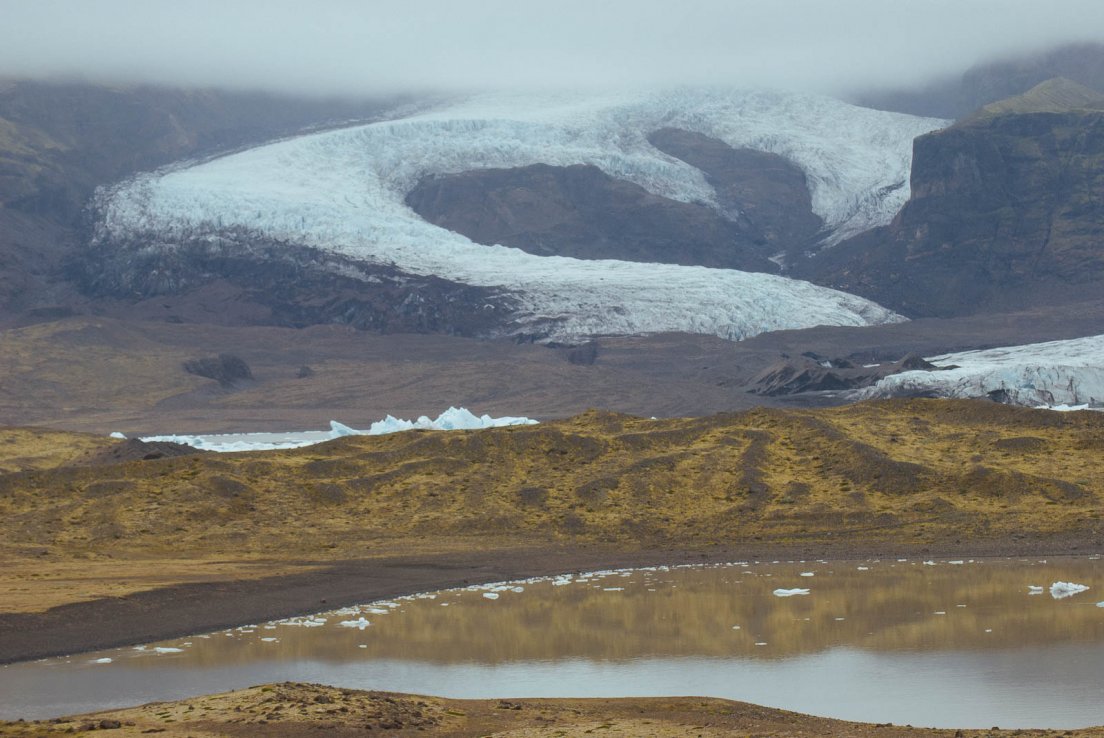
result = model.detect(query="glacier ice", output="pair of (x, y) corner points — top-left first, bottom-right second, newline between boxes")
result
(92, 88), (938, 342)
(139, 406), (537, 452)
(860, 334), (1104, 409)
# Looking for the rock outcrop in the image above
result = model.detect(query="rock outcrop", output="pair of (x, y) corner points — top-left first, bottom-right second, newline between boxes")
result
(804, 79), (1104, 317)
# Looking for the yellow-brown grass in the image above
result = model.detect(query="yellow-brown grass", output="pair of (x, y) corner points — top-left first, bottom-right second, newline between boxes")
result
(1, 399), (1101, 611)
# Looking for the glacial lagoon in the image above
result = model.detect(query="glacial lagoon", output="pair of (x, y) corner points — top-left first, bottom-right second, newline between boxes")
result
(3, 558), (1102, 728)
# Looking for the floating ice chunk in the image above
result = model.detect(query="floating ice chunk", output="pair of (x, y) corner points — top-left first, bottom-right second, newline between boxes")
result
(773, 588), (810, 597)
(339, 617), (371, 630)
(732, 625), (741, 630)
(1050, 582), (1090, 599)
(1097, 601), (1104, 608)
(603, 587), (624, 591)
(109, 432), (126, 439)
(153, 647), (183, 654)
(90, 657), (112, 664)
(923, 561), (936, 566)
(948, 560), (964, 565)
(260, 637), (278, 642)
(800, 572), (815, 577)
(755, 642), (768, 646)
(856, 566), (869, 571)
(483, 592), (499, 600)
(934, 611), (946, 615)
(1028, 585), (1044, 595)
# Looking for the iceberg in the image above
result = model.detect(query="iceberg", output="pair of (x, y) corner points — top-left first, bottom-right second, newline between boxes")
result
(140, 406), (538, 452)
(1049, 581), (1090, 600)
(773, 588), (810, 597)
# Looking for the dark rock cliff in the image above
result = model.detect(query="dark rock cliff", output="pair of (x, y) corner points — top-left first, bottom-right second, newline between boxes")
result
(803, 79), (1104, 317)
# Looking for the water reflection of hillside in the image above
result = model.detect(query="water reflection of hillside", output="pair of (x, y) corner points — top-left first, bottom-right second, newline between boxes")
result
(130, 560), (1103, 668)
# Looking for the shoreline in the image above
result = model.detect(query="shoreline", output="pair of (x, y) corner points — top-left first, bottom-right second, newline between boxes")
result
(3, 535), (1100, 665)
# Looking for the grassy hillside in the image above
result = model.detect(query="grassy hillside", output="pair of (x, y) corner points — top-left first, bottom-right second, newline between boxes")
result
(2, 399), (1101, 565)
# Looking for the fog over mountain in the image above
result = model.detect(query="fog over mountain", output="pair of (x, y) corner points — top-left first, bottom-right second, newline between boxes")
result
(2, 0), (1103, 97)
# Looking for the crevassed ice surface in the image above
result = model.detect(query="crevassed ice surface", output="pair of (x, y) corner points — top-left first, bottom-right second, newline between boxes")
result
(95, 89), (945, 341)
(862, 334), (1104, 408)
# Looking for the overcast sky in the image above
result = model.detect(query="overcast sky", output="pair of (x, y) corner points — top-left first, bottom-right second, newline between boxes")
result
(1, 0), (1102, 98)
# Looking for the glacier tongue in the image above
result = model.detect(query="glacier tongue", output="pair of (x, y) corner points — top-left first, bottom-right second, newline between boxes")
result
(94, 88), (940, 342)
(860, 334), (1104, 408)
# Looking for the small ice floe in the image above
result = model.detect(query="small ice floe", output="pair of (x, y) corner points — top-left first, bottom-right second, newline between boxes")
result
(366, 608), (391, 615)
(358, 644), (367, 648)
(132, 645), (147, 651)
(923, 561), (936, 566)
(511, 586), (525, 593)
(483, 592), (500, 600)
(303, 618), (326, 627)
(440, 602), (449, 607)
(948, 560), (964, 565)
(90, 657), (112, 664)
(1028, 585), (1044, 595)
(109, 431), (126, 439)
(934, 611), (946, 615)
(800, 572), (815, 577)
(835, 617), (846, 621)
(339, 617), (371, 630)
(1096, 601), (1104, 608)
(732, 625), (741, 630)
(603, 587), (624, 592)
(153, 647), (183, 654)
(985, 629), (993, 633)
(1050, 582), (1090, 600)
(773, 588), (810, 597)
(260, 637), (278, 642)
(856, 566), (869, 571)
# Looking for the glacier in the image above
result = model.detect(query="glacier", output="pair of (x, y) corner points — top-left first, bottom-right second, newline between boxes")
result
(91, 89), (944, 342)
(139, 407), (537, 453)
(859, 334), (1104, 408)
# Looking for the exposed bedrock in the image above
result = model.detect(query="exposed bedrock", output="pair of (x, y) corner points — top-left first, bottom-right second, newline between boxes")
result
(406, 161), (778, 272)
(646, 128), (825, 260)
(802, 79), (1104, 318)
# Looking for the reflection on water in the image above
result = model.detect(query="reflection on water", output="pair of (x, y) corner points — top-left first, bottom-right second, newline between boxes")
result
(3, 558), (1102, 728)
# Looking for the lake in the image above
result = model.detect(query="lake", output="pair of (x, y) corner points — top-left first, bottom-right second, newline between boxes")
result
(3, 557), (1102, 728)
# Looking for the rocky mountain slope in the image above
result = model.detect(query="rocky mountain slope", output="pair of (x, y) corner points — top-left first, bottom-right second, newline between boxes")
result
(802, 78), (1104, 317)
(0, 80), (397, 317)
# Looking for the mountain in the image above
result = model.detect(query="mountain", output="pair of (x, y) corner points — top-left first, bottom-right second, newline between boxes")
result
(801, 78), (1104, 317)
(854, 42), (1104, 119)
(88, 88), (943, 342)
(0, 80), (398, 317)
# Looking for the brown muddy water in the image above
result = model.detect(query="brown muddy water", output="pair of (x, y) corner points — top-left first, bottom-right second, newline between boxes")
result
(3, 558), (1103, 728)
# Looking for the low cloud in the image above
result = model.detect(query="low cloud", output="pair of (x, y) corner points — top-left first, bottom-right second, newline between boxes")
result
(1, 0), (1102, 97)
